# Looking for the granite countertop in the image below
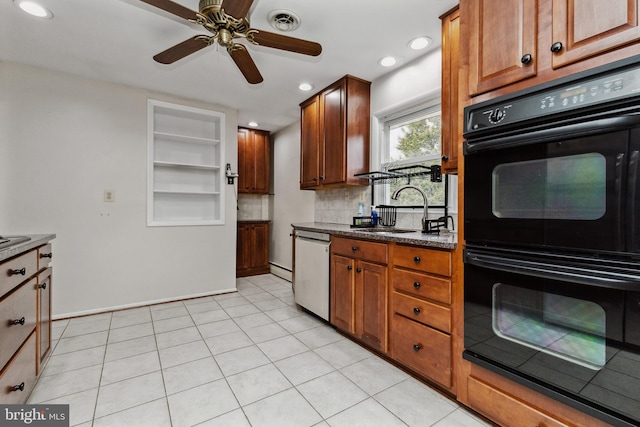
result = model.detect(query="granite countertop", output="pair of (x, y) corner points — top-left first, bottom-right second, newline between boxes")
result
(292, 222), (457, 250)
(0, 234), (56, 262)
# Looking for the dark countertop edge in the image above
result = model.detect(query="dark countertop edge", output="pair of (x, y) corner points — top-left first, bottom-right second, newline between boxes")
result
(237, 220), (271, 224)
(0, 234), (56, 262)
(292, 223), (457, 250)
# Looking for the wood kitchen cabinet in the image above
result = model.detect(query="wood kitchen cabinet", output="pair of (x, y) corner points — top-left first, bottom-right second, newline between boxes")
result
(299, 75), (371, 190)
(389, 244), (453, 390)
(440, 6), (460, 174)
(466, 0), (640, 96)
(330, 236), (388, 352)
(238, 127), (270, 194)
(236, 222), (270, 277)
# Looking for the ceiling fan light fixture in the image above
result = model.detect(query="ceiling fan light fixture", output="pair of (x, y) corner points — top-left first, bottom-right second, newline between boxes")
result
(14, 0), (53, 19)
(409, 36), (432, 50)
(268, 9), (301, 32)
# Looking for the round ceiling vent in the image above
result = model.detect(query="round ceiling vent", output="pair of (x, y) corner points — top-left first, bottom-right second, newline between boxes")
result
(267, 9), (301, 32)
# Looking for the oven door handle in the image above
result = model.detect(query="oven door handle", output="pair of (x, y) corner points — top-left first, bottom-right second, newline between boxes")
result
(465, 115), (640, 154)
(464, 250), (640, 291)
(627, 150), (639, 252)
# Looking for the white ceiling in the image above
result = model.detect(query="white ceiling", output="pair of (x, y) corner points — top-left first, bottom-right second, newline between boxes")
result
(0, 0), (458, 132)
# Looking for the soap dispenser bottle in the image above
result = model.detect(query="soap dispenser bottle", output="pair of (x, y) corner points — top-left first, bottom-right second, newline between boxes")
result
(371, 206), (378, 226)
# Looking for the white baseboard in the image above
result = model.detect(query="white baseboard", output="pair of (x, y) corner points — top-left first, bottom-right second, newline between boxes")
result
(269, 263), (292, 282)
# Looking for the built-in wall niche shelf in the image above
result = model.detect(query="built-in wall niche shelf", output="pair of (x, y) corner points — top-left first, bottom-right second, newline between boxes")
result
(147, 99), (225, 226)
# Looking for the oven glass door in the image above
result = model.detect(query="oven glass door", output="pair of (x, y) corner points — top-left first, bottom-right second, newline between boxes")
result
(464, 247), (640, 426)
(464, 128), (635, 254)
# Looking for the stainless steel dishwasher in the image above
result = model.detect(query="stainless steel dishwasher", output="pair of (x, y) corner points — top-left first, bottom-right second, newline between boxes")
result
(294, 230), (330, 321)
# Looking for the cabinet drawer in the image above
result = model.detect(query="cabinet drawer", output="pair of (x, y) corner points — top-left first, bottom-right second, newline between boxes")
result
(467, 376), (570, 427)
(392, 291), (451, 333)
(393, 245), (451, 276)
(392, 268), (451, 305)
(1, 250), (37, 298)
(0, 278), (37, 370)
(390, 314), (451, 388)
(37, 243), (53, 270)
(0, 332), (37, 405)
(331, 237), (387, 264)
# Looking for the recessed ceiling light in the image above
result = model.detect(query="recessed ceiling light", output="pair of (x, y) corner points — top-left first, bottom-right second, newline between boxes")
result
(409, 36), (432, 50)
(379, 56), (397, 67)
(248, 121), (259, 127)
(298, 83), (314, 91)
(14, 0), (53, 18)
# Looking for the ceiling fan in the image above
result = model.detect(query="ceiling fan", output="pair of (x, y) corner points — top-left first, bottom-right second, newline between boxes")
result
(140, 0), (323, 84)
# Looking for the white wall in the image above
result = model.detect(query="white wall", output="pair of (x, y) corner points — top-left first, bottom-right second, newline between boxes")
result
(0, 61), (239, 317)
(270, 122), (315, 272)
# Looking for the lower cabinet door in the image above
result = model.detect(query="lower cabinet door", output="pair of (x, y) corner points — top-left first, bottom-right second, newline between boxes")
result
(330, 255), (355, 334)
(0, 332), (37, 404)
(390, 313), (452, 388)
(37, 268), (52, 373)
(357, 261), (387, 352)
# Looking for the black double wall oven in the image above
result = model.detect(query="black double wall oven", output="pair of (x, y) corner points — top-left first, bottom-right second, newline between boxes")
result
(463, 57), (640, 427)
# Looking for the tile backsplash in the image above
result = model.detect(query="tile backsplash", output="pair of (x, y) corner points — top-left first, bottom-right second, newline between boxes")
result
(237, 194), (270, 220)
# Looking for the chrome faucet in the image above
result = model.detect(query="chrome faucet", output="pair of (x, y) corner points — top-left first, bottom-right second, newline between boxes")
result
(391, 185), (429, 233)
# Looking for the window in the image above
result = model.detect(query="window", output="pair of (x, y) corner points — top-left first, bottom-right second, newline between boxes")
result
(378, 103), (451, 209)
(147, 100), (225, 226)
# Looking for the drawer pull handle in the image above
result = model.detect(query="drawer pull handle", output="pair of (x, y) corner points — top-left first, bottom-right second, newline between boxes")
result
(12, 317), (26, 326)
(11, 382), (25, 392)
(413, 344), (422, 352)
(351, 246), (358, 252)
(347, 265), (353, 271)
(413, 256), (421, 263)
(40, 253), (52, 259)
(413, 281), (421, 290)
(550, 41), (563, 53)
(356, 268), (362, 273)
(39, 283), (47, 290)
(413, 307), (421, 315)
(10, 268), (26, 276)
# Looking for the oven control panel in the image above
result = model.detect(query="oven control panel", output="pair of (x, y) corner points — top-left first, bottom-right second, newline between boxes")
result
(465, 59), (640, 135)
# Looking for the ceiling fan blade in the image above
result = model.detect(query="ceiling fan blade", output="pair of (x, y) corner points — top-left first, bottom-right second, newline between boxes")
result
(153, 36), (210, 64)
(139, 0), (198, 21)
(228, 45), (263, 84)
(222, 0), (255, 18)
(250, 30), (322, 56)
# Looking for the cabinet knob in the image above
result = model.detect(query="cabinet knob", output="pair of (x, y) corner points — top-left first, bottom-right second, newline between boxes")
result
(11, 382), (25, 392)
(39, 283), (47, 290)
(413, 281), (421, 290)
(347, 265), (353, 271)
(40, 253), (52, 259)
(356, 267), (362, 273)
(413, 307), (421, 315)
(550, 42), (563, 53)
(10, 267), (26, 276)
(11, 317), (26, 326)
(351, 246), (358, 252)
(313, 177), (318, 182)
(413, 256), (421, 264)
(441, 155), (449, 162)
(520, 53), (533, 64)
(413, 344), (422, 352)
(319, 176), (324, 180)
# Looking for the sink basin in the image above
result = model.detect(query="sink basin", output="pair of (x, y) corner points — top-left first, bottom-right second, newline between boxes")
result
(351, 228), (416, 234)
(0, 236), (31, 251)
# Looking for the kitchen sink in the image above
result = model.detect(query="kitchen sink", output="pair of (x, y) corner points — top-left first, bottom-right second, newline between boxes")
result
(351, 228), (416, 234)
(0, 236), (31, 251)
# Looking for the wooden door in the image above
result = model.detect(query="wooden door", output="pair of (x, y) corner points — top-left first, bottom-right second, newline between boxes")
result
(468, 0), (538, 96)
(441, 6), (460, 173)
(252, 130), (270, 194)
(300, 96), (321, 188)
(356, 261), (387, 352)
(250, 223), (269, 269)
(321, 82), (346, 185)
(330, 255), (355, 334)
(551, 0), (640, 68)
(237, 128), (251, 193)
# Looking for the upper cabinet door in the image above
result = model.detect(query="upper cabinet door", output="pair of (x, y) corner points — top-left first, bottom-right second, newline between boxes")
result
(238, 128), (250, 193)
(237, 127), (270, 194)
(252, 130), (270, 194)
(551, 0), (640, 68)
(300, 96), (321, 189)
(468, 0), (538, 96)
(321, 83), (346, 186)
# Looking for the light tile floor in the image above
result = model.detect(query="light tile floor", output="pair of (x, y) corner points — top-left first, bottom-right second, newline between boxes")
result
(28, 274), (492, 427)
